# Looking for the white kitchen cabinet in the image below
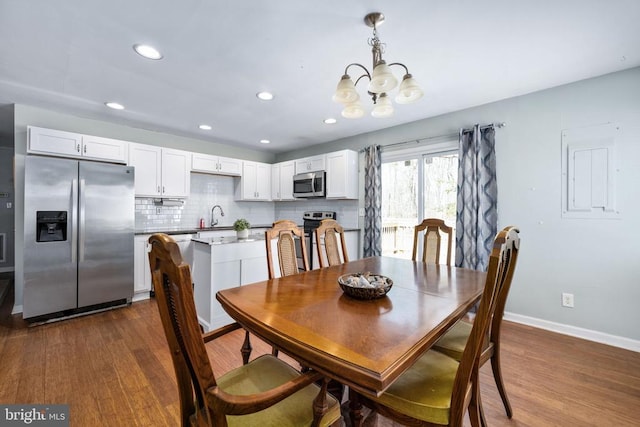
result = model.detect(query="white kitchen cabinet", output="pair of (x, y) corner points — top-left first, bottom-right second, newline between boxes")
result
(326, 149), (359, 199)
(192, 239), (268, 331)
(236, 161), (271, 201)
(134, 233), (194, 301)
(28, 126), (128, 163)
(129, 143), (190, 198)
(271, 161), (296, 201)
(133, 235), (152, 299)
(295, 154), (326, 173)
(191, 152), (242, 176)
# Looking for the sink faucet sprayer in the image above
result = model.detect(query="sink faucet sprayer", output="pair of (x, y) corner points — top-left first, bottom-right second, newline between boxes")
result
(211, 205), (224, 226)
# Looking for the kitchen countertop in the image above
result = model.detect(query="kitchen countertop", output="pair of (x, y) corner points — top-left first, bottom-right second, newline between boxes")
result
(136, 225), (361, 236)
(192, 234), (266, 246)
(135, 225), (274, 236)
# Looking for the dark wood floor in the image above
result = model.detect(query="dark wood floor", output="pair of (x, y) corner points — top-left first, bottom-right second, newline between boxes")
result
(1, 281), (639, 426)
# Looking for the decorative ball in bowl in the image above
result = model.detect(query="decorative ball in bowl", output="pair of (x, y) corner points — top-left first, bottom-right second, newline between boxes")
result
(338, 272), (393, 300)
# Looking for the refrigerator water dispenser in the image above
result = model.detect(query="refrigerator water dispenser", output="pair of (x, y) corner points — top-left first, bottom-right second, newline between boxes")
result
(36, 211), (67, 242)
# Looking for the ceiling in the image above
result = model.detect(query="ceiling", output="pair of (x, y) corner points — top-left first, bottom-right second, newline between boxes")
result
(1, 1), (639, 153)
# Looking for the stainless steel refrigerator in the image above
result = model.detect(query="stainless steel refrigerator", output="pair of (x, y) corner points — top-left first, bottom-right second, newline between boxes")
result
(24, 156), (134, 319)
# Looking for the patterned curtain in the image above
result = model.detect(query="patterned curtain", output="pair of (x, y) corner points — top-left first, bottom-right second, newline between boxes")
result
(455, 125), (498, 270)
(363, 145), (382, 257)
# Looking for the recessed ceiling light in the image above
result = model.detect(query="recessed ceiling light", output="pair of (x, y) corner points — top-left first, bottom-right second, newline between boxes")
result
(199, 124), (212, 130)
(256, 92), (274, 101)
(324, 118), (337, 124)
(105, 102), (125, 110)
(133, 44), (163, 60)
(260, 139), (271, 144)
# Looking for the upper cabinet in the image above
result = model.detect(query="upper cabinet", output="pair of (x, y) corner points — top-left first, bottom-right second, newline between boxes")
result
(295, 154), (326, 173)
(271, 161), (296, 201)
(28, 126), (128, 163)
(326, 149), (359, 199)
(236, 161), (271, 201)
(191, 152), (242, 176)
(129, 143), (190, 198)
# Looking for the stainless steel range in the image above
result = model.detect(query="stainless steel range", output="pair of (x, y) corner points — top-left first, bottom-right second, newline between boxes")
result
(301, 211), (336, 269)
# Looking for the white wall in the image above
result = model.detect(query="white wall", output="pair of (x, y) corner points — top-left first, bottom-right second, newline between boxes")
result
(278, 67), (640, 344)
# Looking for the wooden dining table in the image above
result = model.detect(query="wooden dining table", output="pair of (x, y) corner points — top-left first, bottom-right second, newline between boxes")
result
(216, 256), (486, 397)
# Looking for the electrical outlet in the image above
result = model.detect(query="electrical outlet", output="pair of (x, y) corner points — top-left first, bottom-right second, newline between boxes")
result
(561, 292), (574, 308)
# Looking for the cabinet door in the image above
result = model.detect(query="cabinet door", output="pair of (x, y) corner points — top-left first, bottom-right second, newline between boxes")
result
(217, 156), (242, 176)
(28, 126), (83, 157)
(326, 150), (358, 199)
(255, 162), (271, 200)
(241, 161), (258, 200)
(82, 135), (128, 163)
(191, 152), (219, 173)
(279, 161), (296, 200)
(129, 143), (162, 197)
(271, 164), (281, 200)
(134, 236), (152, 294)
(162, 148), (190, 198)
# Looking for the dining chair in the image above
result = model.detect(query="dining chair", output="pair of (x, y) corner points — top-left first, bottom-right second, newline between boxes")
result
(148, 233), (341, 427)
(314, 219), (349, 268)
(412, 218), (453, 265)
(265, 219), (309, 280)
(432, 225), (520, 426)
(349, 226), (520, 427)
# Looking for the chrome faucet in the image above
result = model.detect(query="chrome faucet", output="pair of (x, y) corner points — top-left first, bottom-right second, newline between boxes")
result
(211, 205), (224, 226)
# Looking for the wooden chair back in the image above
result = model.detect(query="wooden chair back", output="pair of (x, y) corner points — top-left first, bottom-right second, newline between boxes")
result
(412, 218), (453, 265)
(448, 226), (520, 423)
(313, 219), (349, 268)
(148, 233), (220, 426)
(265, 220), (309, 279)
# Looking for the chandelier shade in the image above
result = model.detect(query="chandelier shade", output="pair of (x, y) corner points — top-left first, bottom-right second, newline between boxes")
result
(332, 75), (360, 104)
(368, 61), (399, 94)
(341, 101), (365, 119)
(332, 12), (423, 119)
(395, 74), (424, 104)
(370, 93), (394, 118)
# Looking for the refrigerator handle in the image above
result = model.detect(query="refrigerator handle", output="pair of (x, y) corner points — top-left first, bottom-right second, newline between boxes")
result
(71, 178), (78, 263)
(79, 179), (86, 262)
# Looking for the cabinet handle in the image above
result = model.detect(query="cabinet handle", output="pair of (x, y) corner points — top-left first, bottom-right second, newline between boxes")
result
(162, 186), (165, 193)
(157, 186), (161, 193)
(76, 143), (81, 153)
(83, 145), (87, 153)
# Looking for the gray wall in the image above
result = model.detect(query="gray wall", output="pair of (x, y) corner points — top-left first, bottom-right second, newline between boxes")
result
(279, 67), (640, 343)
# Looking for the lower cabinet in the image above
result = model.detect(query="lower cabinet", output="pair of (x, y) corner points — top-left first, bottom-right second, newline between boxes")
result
(134, 233), (194, 301)
(192, 239), (268, 331)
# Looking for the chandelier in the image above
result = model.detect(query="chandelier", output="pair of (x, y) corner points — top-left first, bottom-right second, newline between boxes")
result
(333, 12), (423, 119)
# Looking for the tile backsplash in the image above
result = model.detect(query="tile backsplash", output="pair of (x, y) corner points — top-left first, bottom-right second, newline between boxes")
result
(135, 173), (359, 230)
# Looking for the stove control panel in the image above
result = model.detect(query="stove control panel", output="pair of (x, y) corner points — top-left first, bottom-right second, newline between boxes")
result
(303, 211), (336, 221)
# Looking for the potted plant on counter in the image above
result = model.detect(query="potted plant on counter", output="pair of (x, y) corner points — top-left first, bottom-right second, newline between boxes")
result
(233, 218), (251, 239)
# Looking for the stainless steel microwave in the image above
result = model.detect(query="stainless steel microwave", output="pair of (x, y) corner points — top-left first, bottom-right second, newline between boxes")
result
(293, 171), (326, 198)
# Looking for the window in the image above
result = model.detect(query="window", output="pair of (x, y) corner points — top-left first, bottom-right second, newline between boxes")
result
(381, 140), (458, 259)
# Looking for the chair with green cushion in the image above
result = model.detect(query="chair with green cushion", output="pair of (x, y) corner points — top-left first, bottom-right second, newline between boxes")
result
(149, 233), (341, 427)
(349, 226), (520, 427)
(433, 225), (520, 426)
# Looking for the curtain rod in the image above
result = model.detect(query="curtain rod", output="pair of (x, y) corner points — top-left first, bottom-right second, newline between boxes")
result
(381, 122), (506, 151)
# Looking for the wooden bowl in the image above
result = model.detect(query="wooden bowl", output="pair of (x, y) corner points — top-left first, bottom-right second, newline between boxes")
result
(337, 273), (393, 300)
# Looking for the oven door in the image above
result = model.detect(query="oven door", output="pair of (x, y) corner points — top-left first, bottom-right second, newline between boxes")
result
(293, 172), (325, 198)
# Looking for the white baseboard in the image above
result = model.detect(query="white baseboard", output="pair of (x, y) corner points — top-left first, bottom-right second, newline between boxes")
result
(12, 304), (23, 315)
(504, 312), (640, 353)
